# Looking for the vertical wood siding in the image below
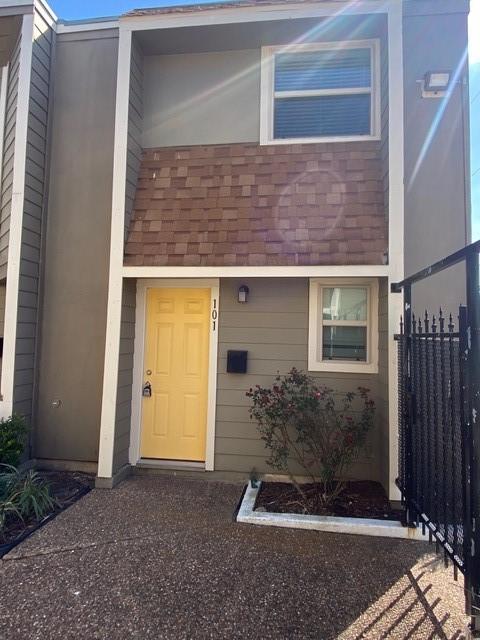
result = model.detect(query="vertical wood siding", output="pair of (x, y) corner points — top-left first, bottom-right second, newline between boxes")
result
(215, 278), (384, 480)
(113, 278), (136, 473)
(0, 33), (21, 281)
(13, 9), (53, 421)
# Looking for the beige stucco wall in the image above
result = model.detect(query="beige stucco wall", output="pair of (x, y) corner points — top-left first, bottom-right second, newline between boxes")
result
(34, 30), (119, 462)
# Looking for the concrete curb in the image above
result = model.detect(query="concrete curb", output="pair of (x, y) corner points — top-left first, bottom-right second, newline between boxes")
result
(237, 481), (429, 541)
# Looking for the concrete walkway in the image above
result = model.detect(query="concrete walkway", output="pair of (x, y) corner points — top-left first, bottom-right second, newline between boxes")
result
(0, 475), (469, 639)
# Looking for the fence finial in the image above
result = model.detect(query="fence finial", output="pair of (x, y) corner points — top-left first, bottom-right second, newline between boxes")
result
(448, 313), (455, 333)
(439, 308), (445, 332)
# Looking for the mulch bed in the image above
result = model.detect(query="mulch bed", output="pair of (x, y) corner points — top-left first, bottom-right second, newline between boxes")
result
(0, 470), (94, 556)
(255, 481), (405, 522)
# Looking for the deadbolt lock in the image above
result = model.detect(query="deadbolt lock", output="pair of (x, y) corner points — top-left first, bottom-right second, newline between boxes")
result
(143, 382), (152, 398)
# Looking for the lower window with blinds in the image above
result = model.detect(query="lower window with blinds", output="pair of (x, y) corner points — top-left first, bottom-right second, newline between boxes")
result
(308, 278), (379, 374)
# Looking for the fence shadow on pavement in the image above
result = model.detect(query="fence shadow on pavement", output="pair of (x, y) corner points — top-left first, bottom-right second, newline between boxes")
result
(337, 553), (469, 639)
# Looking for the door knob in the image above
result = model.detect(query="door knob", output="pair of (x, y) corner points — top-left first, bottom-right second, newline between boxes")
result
(146, 369), (152, 375)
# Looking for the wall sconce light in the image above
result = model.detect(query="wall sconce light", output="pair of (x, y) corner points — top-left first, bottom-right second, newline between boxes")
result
(422, 71), (451, 98)
(238, 285), (249, 303)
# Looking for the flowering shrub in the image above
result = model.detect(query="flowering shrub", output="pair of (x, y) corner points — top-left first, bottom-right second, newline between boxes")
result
(246, 368), (375, 507)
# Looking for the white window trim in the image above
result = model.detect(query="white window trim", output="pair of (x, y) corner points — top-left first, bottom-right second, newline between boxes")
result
(260, 39), (381, 146)
(308, 278), (379, 374)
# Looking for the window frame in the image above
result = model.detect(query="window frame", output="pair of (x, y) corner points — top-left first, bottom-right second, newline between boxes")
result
(308, 278), (379, 374)
(260, 39), (381, 145)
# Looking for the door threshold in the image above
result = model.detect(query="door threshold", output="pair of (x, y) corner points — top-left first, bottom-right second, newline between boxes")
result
(137, 459), (205, 471)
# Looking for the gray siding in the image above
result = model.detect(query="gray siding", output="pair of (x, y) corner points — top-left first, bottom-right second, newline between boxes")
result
(215, 278), (385, 481)
(35, 31), (118, 462)
(142, 49), (260, 148)
(13, 8), (53, 421)
(125, 36), (143, 238)
(112, 278), (136, 474)
(403, 0), (470, 314)
(0, 32), (21, 281)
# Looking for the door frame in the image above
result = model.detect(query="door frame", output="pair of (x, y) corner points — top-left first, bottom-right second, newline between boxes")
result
(130, 278), (220, 470)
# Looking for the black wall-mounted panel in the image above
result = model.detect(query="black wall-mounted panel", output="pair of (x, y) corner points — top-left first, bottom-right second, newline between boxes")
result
(227, 350), (248, 374)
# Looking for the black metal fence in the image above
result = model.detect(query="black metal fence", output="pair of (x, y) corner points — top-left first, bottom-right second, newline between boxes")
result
(392, 240), (480, 632)
(396, 310), (467, 571)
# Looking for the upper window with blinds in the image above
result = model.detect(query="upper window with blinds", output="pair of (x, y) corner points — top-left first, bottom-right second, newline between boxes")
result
(260, 41), (381, 145)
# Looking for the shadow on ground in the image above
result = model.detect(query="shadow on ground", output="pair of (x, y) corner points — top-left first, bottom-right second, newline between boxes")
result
(0, 475), (469, 639)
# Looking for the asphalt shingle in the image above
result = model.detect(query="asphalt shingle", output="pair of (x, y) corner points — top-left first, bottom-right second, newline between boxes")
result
(124, 142), (387, 267)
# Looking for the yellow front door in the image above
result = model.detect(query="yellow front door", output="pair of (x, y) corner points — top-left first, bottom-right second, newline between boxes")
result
(141, 288), (210, 462)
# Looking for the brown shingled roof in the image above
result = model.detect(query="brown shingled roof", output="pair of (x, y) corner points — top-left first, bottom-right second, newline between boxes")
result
(124, 142), (387, 267)
(125, 0), (336, 17)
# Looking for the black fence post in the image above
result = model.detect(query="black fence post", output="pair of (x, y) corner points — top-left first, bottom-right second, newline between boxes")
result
(466, 250), (480, 633)
(404, 284), (415, 526)
(460, 305), (472, 614)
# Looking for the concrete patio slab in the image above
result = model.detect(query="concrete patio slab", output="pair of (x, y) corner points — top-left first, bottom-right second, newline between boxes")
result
(0, 475), (469, 639)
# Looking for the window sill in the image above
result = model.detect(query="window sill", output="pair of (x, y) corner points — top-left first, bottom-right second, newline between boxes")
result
(308, 359), (379, 375)
(260, 134), (381, 146)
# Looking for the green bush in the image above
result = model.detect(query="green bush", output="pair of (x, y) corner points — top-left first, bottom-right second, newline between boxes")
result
(246, 368), (375, 507)
(0, 464), (56, 539)
(0, 414), (29, 466)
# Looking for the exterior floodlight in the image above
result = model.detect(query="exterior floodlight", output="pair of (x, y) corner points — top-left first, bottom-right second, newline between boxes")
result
(422, 71), (451, 97)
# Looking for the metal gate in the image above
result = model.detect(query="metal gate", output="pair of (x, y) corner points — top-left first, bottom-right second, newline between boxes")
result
(392, 240), (480, 632)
